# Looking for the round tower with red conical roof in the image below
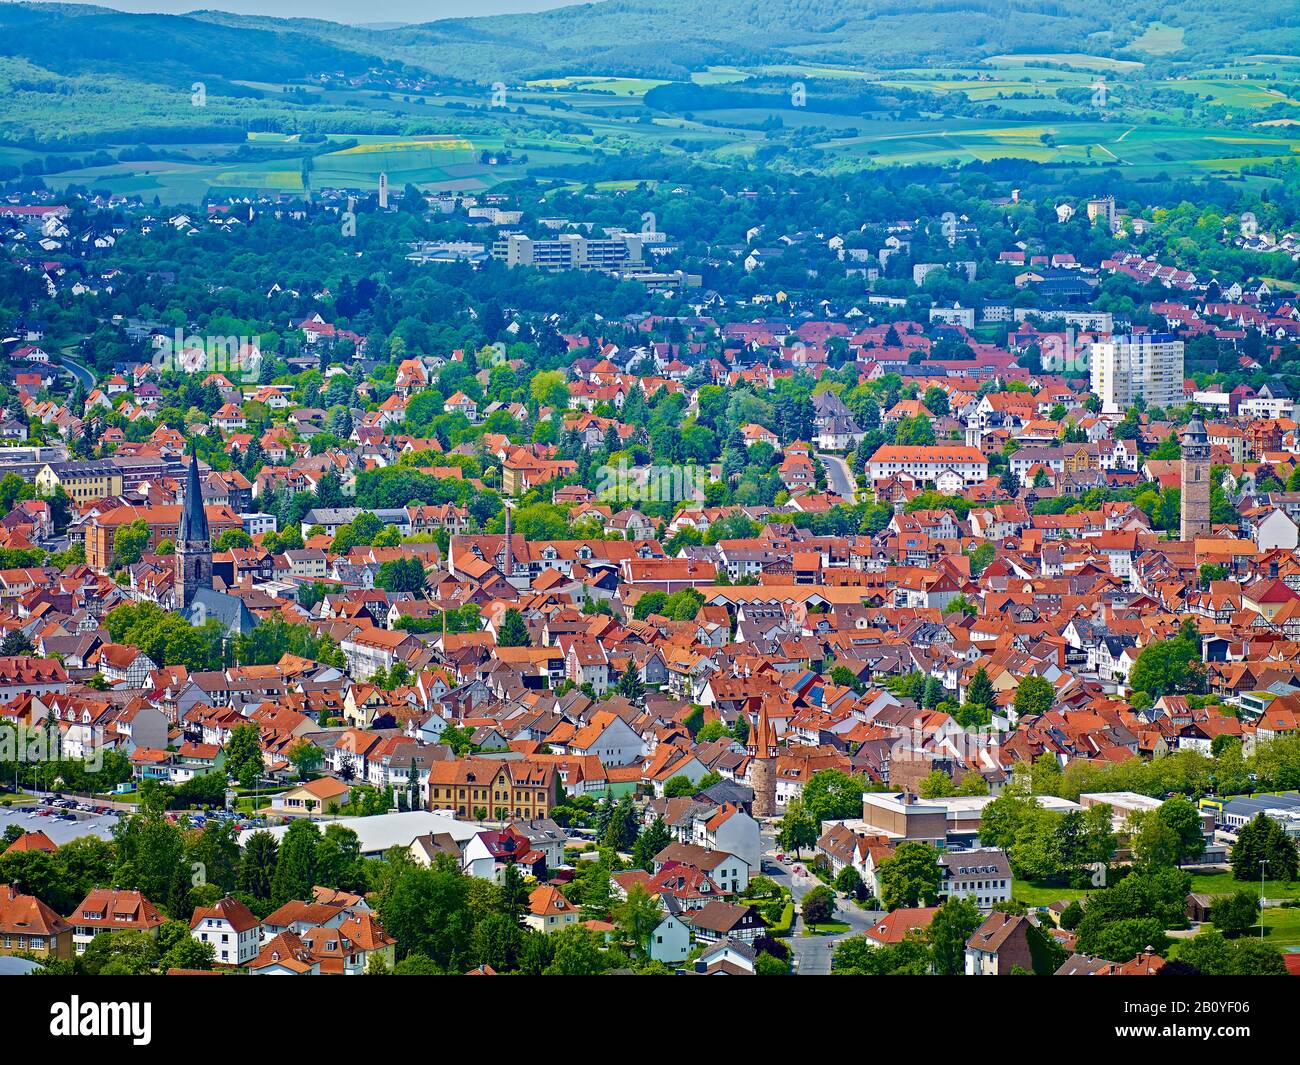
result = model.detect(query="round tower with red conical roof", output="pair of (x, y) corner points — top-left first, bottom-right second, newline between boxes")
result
(748, 698), (777, 819)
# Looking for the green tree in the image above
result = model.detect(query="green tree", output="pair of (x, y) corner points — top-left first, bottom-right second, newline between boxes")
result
(966, 666), (995, 709)
(978, 789), (1037, 852)
(378, 855), (474, 967)
(1132, 812), (1183, 871)
(601, 795), (638, 851)
(616, 662), (645, 702)
(801, 884), (836, 927)
(471, 911), (524, 973)
(543, 924), (610, 975)
(376, 556), (427, 594)
(497, 608), (531, 648)
(80, 929), (161, 975)
(575, 856), (613, 921)
(112, 518), (151, 568)
(1153, 795), (1207, 866)
(518, 930), (555, 976)
(1210, 890), (1260, 937)
(755, 951), (791, 975)
(663, 775), (697, 798)
(833, 933), (931, 975)
(237, 830), (278, 906)
(801, 769), (869, 825)
(111, 788), (185, 911)
(1074, 868), (1190, 959)
(287, 738), (323, 780)
(186, 821), (239, 894)
(917, 770), (955, 799)
(631, 817), (671, 872)
(1013, 674), (1055, 718)
(878, 841), (943, 910)
(928, 896), (982, 975)
(1128, 621), (1205, 698)
(1230, 814), (1299, 882)
(161, 931), (216, 972)
(834, 865), (865, 900)
(776, 797), (817, 859)
(315, 825), (365, 892)
(500, 861), (530, 922)
(1080, 918), (1170, 962)
(224, 724), (263, 784)
(270, 820), (320, 907)
(1179, 929), (1288, 975)
(613, 883), (663, 959)
(1199, 563), (1228, 589)
(213, 528), (253, 551)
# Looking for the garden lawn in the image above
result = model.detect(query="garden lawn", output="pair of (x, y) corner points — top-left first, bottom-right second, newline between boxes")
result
(1188, 871), (1300, 902)
(1012, 879), (1094, 907)
(801, 920), (851, 936)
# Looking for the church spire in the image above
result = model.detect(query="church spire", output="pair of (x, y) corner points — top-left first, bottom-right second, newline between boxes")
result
(176, 442), (213, 610)
(180, 443), (209, 544)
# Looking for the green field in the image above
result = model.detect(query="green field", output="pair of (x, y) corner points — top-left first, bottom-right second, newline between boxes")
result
(1187, 871), (1300, 901)
(1259, 906), (1300, 947)
(1171, 907), (1300, 952)
(1168, 79), (1300, 109)
(1012, 878), (1094, 907)
(1014, 871), (1300, 912)
(527, 76), (670, 97)
(20, 47), (1300, 204)
(1131, 22), (1187, 55)
(985, 53), (1143, 72)
(813, 117), (1300, 172)
(309, 137), (477, 189)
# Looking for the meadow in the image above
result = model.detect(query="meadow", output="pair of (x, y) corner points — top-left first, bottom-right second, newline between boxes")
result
(15, 50), (1300, 204)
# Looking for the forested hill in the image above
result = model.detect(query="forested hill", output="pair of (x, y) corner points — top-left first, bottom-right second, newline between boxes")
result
(376, 0), (1299, 80)
(0, 4), (386, 83)
(1, 0), (1295, 86)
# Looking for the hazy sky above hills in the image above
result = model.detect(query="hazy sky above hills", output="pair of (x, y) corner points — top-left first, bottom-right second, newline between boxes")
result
(0, 0), (583, 23)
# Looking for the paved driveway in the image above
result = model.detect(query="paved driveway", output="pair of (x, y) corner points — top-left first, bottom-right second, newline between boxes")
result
(817, 452), (857, 502)
(760, 827), (879, 975)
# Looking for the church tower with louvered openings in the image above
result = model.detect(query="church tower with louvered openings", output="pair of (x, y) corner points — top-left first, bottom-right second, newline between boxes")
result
(1180, 412), (1211, 542)
(176, 444), (213, 611)
(749, 699), (778, 819)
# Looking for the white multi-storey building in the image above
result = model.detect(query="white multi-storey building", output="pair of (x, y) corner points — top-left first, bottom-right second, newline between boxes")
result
(868, 445), (990, 488)
(1090, 333), (1183, 413)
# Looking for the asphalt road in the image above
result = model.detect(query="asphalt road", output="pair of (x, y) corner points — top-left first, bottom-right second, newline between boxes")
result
(760, 827), (879, 975)
(817, 452), (857, 503)
(59, 352), (95, 390)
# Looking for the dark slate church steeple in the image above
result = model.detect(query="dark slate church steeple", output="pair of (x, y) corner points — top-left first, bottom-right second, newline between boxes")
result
(176, 444), (213, 610)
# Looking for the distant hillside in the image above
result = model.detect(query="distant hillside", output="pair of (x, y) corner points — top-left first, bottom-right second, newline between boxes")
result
(375, 0), (1300, 81)
(0, 0), (1295, 87)
(0, 4), (383, 84)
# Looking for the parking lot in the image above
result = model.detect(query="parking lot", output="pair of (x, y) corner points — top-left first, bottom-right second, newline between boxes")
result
(0, 797), (122, 845)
